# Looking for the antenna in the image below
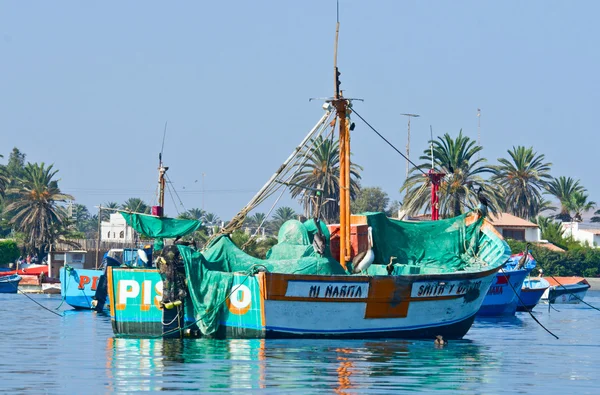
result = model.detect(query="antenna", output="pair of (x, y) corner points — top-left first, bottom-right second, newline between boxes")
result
(400, 113), (420, 177)
(430, 125), (434, 170)
(333, 3), (340, 99)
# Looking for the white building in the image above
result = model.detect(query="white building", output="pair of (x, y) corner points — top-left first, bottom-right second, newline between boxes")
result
(101, 213), (136, 243)
(561, 222), (600, 248)
(488, 213), (541, 242)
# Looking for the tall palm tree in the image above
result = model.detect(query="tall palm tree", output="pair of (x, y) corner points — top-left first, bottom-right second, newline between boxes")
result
(247, 212), (269, 231)
(4, 163), (74, 254)
(0, 163), (8, 198)
(289, 135), (362, 223)
(203, 212), (220, 226)
(591, 209), (600, 223)
(121, 198), (150, 214)
(101, 201), (119, 221)
(565, 192), (596, 223)
(401, 131), (500, 217)
(546, 176), (586, 221)
(186, 208), (206, 221)
(269, 206), (298, 232)
(492, 146), (552, 220)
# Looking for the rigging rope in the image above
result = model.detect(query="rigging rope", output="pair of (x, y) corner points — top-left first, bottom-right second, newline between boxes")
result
(352, 108), (427, 176)
(499, 268), (558, 339)
(165, 173), (187, 214)
(7, 280), (64, 318)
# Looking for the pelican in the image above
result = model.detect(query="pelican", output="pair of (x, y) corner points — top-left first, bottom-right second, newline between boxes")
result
(352, 226), (375, 273)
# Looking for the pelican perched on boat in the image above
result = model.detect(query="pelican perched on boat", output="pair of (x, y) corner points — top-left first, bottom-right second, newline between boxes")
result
(352, 226), (374, 273)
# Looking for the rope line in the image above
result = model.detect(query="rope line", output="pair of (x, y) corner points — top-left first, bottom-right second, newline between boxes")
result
(7, 279), (64, 318)
(499, 268), (559, 339)
(352, 108), (427, 176)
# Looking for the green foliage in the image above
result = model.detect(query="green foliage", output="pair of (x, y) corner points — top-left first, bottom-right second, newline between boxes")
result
(269, 206), (297, 232)
(565, 192), (596, 222)
(492, 146), (552, 220)
(230, 229), (278, 259)
(401, 131), (501, 217)
(121, 198), (150, 214)
(591, 210), (600, 223)
(0, 239), (19, 266)
(506, 239), (600, 277)
(546, 176), (586, 221)
(351, 187), (390, 214)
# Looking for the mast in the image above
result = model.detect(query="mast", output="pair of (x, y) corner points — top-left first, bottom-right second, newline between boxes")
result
(155, 153), (167, 217)
(333, 15), (351, 265)
(427, 126), (445, 220)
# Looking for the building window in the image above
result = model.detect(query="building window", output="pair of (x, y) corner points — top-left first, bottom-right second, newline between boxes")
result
(107, 231), (110, 239)
(119, 231), (124, 239)
(503, 228), (525, 241)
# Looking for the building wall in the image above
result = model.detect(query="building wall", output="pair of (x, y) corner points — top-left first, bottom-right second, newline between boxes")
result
(101, 213), (135, 242)
(495, 226), (540, 242)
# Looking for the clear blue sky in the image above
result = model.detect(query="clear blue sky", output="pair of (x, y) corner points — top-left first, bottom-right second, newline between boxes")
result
(1, 1), (598, 220)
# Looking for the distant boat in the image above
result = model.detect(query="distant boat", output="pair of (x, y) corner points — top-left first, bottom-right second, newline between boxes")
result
(516, 277), (550, 311)
(478, 252), (535, 316)
(541, 277), (590, 304)
(0, 264), (48, 277)
(0, 274), (21, 294)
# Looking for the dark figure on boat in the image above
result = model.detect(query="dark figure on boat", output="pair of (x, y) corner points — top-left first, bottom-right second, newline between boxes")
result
(156, 243), (189, 309)
(476, 186), (489, 216)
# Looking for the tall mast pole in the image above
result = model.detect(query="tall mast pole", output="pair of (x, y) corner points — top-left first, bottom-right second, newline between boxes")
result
(333, 6), (351, 266)
(157, 153), (167, 217)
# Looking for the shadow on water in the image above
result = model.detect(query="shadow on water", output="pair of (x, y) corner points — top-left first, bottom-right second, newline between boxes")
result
(106, 336), (495, 393)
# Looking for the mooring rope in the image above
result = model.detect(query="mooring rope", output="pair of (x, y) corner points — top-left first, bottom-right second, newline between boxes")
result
(7, 279), (64, 318)
(499, 268), (559, 339)
(548, 274), (600, 312)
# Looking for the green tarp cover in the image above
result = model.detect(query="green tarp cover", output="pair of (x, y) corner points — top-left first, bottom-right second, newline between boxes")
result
(120, 212), (202, 239)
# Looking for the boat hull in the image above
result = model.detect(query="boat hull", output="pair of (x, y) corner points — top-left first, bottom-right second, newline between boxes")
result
(477, 269), (529, 316)
(542, 284), (589, 304)
(108, 266), (500, 339)
(516, 278), (549, 311)
(0, 275), (21, 294)
(60, 267), (105, 309)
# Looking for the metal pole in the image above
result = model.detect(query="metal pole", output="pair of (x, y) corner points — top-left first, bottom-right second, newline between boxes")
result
(95, 206), (102, 269)
(401, 113), (420, 178)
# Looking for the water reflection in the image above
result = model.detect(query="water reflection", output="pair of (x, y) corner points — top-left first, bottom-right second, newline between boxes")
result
(106, 336), (494, 392)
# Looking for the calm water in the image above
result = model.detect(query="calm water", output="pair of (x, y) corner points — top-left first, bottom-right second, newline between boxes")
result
(1, 292), (600, 394)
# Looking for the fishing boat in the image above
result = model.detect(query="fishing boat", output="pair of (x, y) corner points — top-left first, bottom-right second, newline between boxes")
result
(516, 277), (550, 311)
(106, 22), (511, 340)
(0, 274), (21, 293)
(477, 250), (534, 316)
(541, 277), (590, 304)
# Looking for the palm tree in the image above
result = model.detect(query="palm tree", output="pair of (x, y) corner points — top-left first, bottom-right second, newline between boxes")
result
(4, 163), (74, 254)
(186, 208), (206, 221)
(0, 163), (8, 198)
(401, 131), (500, 217)
(247, 212), (269, 232)
(289, 135), (362, 223)
(203, 212), (220, 226)
(565, 192), (596, 222)
(492, 146), (552, 220)
(546, 177), (586, 221)
(121, 198), (150, 214)
(269, 206), (298, 232)
(535, 215), (566, 246)
(101, 201), (119, 221)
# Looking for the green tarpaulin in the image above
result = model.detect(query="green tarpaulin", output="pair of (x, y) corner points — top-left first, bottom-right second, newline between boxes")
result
(121, 212), (202, 238)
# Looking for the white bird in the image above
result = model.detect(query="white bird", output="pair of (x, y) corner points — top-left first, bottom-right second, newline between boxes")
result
(352, 227), (375, 273)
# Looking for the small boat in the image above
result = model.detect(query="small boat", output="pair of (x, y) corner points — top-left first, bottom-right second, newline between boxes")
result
(59, 247), (152, 309)
(0, 274), (21, 293)
(477, 251), (534, 316)
(517, 277), (550, 311)
(0, 264), (48, 277)
(541, 277), (590, 304)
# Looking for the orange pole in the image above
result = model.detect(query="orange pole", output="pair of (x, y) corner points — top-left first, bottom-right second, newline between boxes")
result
(335, 99), (350, 265)
(344, 112), (351, 261)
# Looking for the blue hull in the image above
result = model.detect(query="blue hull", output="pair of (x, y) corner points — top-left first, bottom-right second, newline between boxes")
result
(0, 275), (21, 294)
(516, 278), (550, 311)
(478, 268), (529, 316)
(60, 268), (106, 309)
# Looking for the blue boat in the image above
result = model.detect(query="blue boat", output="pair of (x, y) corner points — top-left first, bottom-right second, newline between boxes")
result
(60, 267), (104, 309)
(0, 274), (21, 294)
(478, 252), (535, 316)
(59, 247), (152, 310)
(517, 277), (550, 311)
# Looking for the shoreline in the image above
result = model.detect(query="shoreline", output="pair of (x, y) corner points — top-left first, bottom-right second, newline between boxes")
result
(585, 277), (600, 290)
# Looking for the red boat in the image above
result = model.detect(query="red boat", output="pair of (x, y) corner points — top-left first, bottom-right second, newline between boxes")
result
(0, 264), (49, 277)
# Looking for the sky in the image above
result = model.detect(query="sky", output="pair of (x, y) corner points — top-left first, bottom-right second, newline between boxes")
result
(1, 1), (599, 221)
